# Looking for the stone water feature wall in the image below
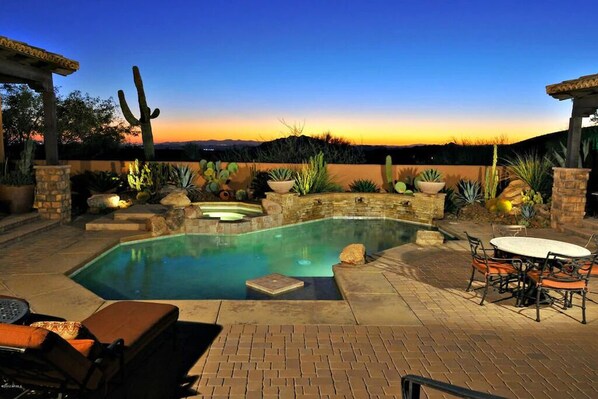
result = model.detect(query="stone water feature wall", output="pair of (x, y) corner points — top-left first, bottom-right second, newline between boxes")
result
(33, 165), (72, 223)
(551, 167), (591, 230)
(264, 192), (445, 226)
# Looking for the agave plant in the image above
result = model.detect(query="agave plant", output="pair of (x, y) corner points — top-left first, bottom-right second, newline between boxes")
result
(520, 202), (536, 220)
(349, 179), (379, 193)
(455, 179), (483, 206)
(171, 164), (198, 193)
(268, 167), (294, 181)
(417, 168), (443, 182)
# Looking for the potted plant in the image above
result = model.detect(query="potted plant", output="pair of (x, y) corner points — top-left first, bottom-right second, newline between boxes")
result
(0, 140), (36, 214)
(416, 168), (445, 194)
(267, 167), (295, 194)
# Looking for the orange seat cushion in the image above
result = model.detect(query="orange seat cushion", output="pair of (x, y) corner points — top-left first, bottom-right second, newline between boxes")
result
(66, 339), (99, 358)
(473, 258), (517, 275)
(527, 270), (586, 290)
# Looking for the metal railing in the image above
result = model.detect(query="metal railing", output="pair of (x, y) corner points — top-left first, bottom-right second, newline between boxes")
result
(401, 374), (507, 399)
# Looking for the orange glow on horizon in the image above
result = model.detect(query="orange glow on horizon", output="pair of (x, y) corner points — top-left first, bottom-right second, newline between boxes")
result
(125, 116), (570, 146)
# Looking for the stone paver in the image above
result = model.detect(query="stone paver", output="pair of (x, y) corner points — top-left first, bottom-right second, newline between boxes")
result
(1, 216), (597, 398)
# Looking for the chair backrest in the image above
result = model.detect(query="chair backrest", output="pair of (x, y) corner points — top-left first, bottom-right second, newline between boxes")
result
(465, 232), (487, 262)
(492, 224), (527, 237)
(585, 233), (598, 251)
(0, 324), (105, 394)
(540, 252), (597, 282)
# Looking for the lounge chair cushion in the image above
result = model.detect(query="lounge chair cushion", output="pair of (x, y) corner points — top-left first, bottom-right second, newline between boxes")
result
(0, 324), (104, 390)
(82, 301), (179, 364)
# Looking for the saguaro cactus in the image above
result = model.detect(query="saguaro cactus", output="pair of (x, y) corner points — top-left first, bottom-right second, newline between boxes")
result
(118, 66), (160, 161)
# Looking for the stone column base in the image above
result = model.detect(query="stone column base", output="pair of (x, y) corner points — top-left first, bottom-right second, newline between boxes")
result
(550, 167), (590, 230)
(34, 165), (72, 223)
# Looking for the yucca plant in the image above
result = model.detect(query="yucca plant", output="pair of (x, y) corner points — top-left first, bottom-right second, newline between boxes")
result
(455, 179), (483, 206)
(268, 167), (294, 181)
(506, 152), (552, 194)
(85, 171), (122, 194)
(349, 179), (379, 193)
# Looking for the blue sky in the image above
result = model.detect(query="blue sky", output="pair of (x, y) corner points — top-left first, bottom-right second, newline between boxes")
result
(2, 1), (597, 144)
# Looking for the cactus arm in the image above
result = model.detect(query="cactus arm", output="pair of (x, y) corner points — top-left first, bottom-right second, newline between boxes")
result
(150, 108), (160, 119)
(117, 90), (140, 126)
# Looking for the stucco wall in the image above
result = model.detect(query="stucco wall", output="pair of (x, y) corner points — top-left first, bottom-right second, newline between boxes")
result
(41, 160), (501, 191)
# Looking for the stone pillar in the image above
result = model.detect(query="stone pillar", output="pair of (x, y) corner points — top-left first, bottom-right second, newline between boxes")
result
(550, 167), (590, 230)
(34, 165), (71, 223)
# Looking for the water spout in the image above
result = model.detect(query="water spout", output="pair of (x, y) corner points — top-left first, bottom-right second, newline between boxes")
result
(355, 197), (365, 204)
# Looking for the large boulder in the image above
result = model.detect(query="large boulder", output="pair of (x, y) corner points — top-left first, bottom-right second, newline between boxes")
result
(498, 179), (530, 208)
(165, 208), (185, 232)
(416, 230), (444, 246)
(339, 243), (366, 265)
(160, 191), (191, 208)
(146, 215), (168, 237)
(87, 194), (120, 212)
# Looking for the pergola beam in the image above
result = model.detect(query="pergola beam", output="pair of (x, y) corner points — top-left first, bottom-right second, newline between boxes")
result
(0, 36), (78, 165)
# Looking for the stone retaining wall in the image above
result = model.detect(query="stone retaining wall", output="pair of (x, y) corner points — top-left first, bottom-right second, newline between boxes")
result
(265, 192), (445, 226)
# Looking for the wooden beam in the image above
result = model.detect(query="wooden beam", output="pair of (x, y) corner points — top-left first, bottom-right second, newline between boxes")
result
(42, 75), (58, 165)
(565, 115), (583, 168)
(0, 57), (52, 91)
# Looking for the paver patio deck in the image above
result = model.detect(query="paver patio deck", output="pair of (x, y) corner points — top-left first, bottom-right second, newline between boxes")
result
(0, 215), (597, 398)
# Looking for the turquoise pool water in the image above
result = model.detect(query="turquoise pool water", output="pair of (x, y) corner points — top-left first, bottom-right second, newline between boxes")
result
(72, 218), (429, 300)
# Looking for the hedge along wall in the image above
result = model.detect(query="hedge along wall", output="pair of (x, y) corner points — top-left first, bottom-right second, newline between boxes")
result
(35, 160), (505, 191)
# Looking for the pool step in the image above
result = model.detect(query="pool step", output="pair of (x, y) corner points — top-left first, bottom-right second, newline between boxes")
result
(113, 204), (167, 221)
(0, 216), (60, 248)
(85, 217), (148, 231)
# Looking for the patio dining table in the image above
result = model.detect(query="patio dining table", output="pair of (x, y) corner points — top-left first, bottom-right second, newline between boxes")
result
(489, 237), (590, 261)
(489, 237), (591, 306)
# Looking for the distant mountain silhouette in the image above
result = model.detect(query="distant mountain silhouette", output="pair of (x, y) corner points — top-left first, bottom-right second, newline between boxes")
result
(155, 139), (261, 148)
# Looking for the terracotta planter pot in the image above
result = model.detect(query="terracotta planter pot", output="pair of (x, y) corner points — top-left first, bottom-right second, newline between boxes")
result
(0, 184), (35, 214)
(219, 190), (232, 201)
(267, 180), (295, 194)
(416, 181), (445, 195)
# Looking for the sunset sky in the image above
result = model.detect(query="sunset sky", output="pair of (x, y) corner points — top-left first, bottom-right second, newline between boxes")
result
(2, 1), (597, 145)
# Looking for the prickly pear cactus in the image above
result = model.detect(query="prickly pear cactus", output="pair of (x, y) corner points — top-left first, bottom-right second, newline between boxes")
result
(198, 160), (239, 193)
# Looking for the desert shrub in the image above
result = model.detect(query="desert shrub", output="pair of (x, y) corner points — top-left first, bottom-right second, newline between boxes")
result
(294, 152), (341, 195)
(250, 171), (271, 199)
(506, 152), (552, 195)
(349, 179), (379, 193)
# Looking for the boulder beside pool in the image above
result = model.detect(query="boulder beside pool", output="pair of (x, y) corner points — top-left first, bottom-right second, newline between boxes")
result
(160, 191), (191, 208)
(339, 243), (366, 265)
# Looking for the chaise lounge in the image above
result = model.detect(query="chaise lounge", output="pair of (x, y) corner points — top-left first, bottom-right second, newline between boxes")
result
(0, 300), (179, 398)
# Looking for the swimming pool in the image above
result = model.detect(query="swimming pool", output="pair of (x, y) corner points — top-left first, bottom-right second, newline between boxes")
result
(72, 218), (431, 300)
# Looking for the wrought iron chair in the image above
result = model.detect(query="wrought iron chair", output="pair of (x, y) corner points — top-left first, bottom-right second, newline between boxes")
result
(492, 224), (527, 237)
(465, 232), (524, 305)
(526, 252), (596, 323)
(585, 233), (598, 251)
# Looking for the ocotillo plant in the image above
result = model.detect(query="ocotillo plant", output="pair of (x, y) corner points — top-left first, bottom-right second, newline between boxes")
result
(118, 66), (160, 161)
